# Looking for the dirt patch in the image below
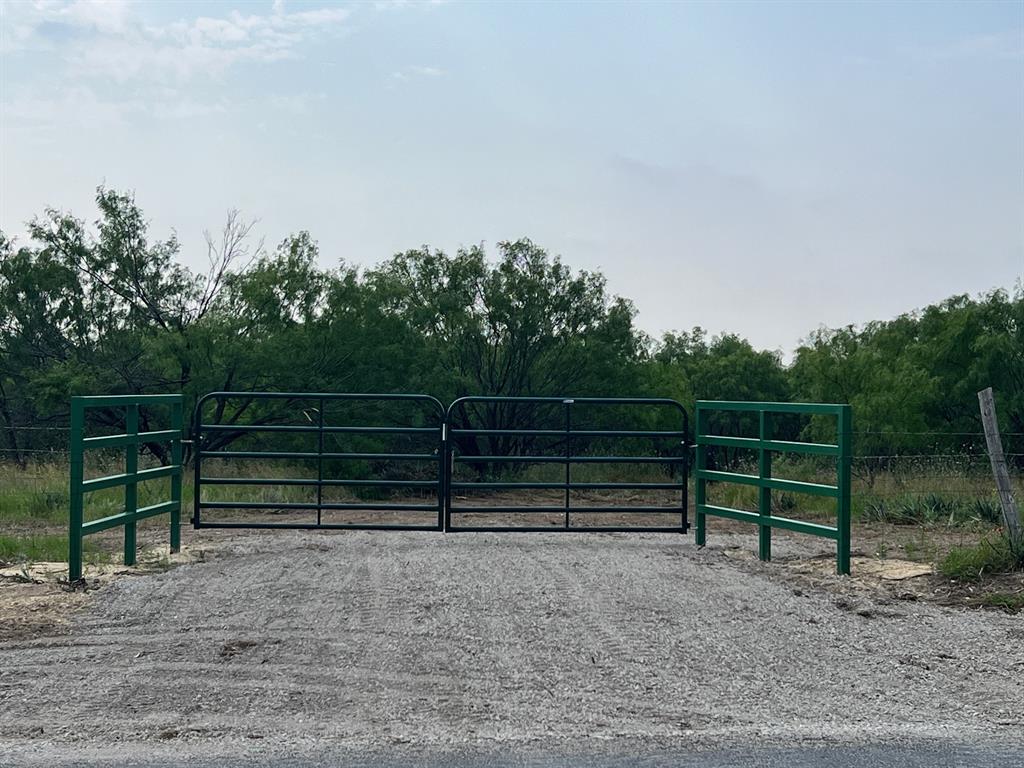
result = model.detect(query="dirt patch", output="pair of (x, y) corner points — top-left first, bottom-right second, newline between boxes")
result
(0, 536), (228, 641)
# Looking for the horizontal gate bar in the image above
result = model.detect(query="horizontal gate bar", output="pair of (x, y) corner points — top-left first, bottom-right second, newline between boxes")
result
(450, 429), (687, 438)
(198, 501), (438, 511)
(199, 477), (437, 488)
(449, 395), (687, 408)
(203, 451), (437, 461)
(195, 521), (441, 531)
(446, 526), (687, 533)
(197, 390), (446, 407)
(449, 481), (685, 490)
(200, 424), (438, 435)
(447, 505), (685, 513)
(453, 455), (683, 464)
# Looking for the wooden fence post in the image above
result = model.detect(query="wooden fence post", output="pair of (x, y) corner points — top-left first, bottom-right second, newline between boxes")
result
(978, 387), (1023, 545)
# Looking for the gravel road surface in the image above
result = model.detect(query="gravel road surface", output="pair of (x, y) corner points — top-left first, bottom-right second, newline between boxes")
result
(1, 530), (1022, 765)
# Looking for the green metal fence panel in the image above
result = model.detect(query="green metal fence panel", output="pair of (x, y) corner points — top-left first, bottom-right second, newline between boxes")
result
(68, 395), (184, 581)
(694, 400), (853, 574)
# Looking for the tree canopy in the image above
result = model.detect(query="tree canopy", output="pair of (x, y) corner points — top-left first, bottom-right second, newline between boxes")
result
(1, 187), (1020, 466)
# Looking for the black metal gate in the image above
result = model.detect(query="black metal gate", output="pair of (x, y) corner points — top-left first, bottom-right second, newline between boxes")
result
(444, 396), (689, 533)
(193, 392), (446, 531)
(192, 392), (689, 534)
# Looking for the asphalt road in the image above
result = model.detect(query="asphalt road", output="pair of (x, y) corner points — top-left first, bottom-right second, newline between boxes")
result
(8, 742), (1022, 767)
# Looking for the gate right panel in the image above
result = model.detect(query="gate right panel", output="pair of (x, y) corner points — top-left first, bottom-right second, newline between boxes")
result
(444, 396), (690, 532)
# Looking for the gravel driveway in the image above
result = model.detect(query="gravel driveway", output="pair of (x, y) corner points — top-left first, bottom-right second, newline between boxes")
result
(1, 530), (1022, 765)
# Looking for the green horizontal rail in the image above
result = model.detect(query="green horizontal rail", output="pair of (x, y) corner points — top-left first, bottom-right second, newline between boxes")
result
(696, 400), (847, 415)
(695, 399), (851, 574)
(81, 500), (181, 535)
(83, 429), (180, 449)
(695, 469), (839, 498)
(82, 464), (181, 492)
(71, 395), (186, 407)
(695, 434), (840, 456)
(69, 395), (183, 581)
(697, 504), (840, 540)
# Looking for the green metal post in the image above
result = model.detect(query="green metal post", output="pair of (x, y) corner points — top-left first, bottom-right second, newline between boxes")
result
(836, 404), (852, 575)
(170, 400), (183, 553)
(124, 403), (138, 566)
(758, 410), (773, 562)
(694, 406), (707, 546)
(68, 399), (85, 582)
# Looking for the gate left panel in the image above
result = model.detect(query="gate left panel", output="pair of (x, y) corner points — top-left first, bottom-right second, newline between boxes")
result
(193, 392), (446, 531)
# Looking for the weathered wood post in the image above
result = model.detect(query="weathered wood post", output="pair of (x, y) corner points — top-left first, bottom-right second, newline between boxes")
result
(978, 387), (1023, 546)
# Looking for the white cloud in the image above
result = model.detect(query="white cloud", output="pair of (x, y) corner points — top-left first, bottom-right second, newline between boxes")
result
(61, 0), (132, 33)
(3, 1), (352, 81)
(390, 64), (444, 83)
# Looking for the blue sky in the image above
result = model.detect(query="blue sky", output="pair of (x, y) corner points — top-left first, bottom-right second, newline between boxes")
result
(1, 0), (1022, 354)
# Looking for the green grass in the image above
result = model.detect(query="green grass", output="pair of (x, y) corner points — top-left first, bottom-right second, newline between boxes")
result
(861, 494), (1003, 527)
(940, 536), (1024, 580)
(979, 592), (1024, 613)
(0, 534), (106, 565)
(1, 456), (1021, 571)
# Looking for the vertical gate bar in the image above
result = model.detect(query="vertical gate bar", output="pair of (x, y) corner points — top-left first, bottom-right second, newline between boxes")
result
(68, 398), (85, 582)
(123, 403), (139, 567)
(694, 405), (707, 546)
(836, 405), (852, 575)
(438, 420), (447, 531)
(758, 410), (772, 562)
(564, 400), (572, 529)
(170, 399), (182, 553)
(317, 398), (324, 526)
(680, 409), (689, 533)
(446, 439), (454, 531)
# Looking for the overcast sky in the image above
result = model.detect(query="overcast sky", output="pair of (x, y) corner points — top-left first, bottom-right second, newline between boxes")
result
(2, 0), (1022, 354)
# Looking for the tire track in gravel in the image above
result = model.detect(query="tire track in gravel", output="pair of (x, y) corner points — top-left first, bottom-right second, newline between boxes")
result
(516, 535), (729, 736)
(1, 530), (1022, 754)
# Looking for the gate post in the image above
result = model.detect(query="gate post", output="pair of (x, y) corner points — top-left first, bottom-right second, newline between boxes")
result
(68, 399), (85, 582)
(757, 410), (772, 562)
(694, 406), (708, 547)
(837, 404), (852, 575)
